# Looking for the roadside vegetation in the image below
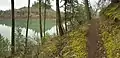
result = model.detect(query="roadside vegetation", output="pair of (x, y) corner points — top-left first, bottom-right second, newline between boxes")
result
(100, 2), (120, 58)
(38, 23), (88, 58)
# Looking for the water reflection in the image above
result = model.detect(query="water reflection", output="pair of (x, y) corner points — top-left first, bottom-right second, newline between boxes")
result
(0, 24), (39, 39)
(0, 24), (57, 39)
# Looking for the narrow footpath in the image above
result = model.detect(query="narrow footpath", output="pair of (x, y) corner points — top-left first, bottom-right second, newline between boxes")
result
(87, 19), (106, 58)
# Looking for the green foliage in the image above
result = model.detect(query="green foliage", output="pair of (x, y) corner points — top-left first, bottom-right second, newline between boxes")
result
(32, 1), (51, 9)
(39, 23), (88, 58)
(100, 3), (120, 57)
(100, 3), (120, 20)
(74, 4), (87, 22)
(15, 28), (25, 56)
(0, 34), (10, 57)
(100, 20), (120, 58)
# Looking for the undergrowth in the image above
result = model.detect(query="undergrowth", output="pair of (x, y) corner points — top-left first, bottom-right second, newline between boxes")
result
(100, 3), (120, 58)
(39, 23), (88, 58)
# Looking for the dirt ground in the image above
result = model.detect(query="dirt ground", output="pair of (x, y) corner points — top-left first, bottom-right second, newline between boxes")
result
(87, 19), (106, 58)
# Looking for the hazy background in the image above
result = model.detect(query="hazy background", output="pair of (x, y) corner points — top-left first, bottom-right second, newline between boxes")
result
(0, 0), (98, 11)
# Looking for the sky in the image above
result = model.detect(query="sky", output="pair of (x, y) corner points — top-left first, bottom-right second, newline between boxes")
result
(0, 0), (98, 11)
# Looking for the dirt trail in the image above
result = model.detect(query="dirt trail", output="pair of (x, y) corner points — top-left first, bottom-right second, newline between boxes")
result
(87, 19), (106, 58)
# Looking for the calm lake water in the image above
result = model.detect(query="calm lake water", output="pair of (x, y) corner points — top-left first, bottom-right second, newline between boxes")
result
(0, 19), (56, 32)
(0, 19), (57, 39)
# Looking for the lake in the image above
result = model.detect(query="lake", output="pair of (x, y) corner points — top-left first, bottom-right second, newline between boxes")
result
(0, 19), (57, 39)
(0, 19), (56, 32)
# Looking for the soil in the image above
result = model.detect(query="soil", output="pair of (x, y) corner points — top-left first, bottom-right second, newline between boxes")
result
(87, 19), (106, 58)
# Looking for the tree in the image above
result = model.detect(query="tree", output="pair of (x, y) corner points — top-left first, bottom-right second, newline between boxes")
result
(43, 0), (47, 43)
(84, 0), (91, 20)
(56, 0), (64, 36)
(33, 0), (51, 9)
(43, 0), (51, 42)
(25, 0), (30, 57)
(63, 0), (80, 27)
(39, 0), (43, 42)
(64, 0), (67, 32)
(11, 0), (15, 57)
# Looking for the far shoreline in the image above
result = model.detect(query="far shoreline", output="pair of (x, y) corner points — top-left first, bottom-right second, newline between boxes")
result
(0, 17), (56, 20)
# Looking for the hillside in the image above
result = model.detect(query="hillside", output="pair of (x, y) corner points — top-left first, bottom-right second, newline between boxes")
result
(0, 2), (56, 20)
(37, 2), (120, 58)
(99, 2), (120, 58)
(38, 23), (88, 58)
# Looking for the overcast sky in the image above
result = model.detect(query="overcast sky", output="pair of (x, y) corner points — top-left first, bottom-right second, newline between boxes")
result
(0, 0), (98, 11)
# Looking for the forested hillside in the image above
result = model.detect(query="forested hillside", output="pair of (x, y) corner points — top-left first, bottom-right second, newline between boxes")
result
(99, 2), (120, 58)
(0, 1), (56, 19)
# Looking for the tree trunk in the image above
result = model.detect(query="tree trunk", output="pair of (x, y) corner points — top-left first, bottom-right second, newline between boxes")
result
(39, 0), (43, 42)
(56, 20), (59, 35)
(84, 0), (91, 20)
(43, 0), (47, 43)
(71, 0), (74, 21)
(56, 0), (64, 36)
(11, 0), (15, 57)
(25, 0), (30, 57)
(64, 0), (67, 32)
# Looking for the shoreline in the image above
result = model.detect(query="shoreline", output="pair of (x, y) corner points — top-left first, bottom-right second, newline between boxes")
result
(0, 16), (56, 20)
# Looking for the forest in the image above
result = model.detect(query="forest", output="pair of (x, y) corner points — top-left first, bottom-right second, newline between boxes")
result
(0, 0), (120, 58)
